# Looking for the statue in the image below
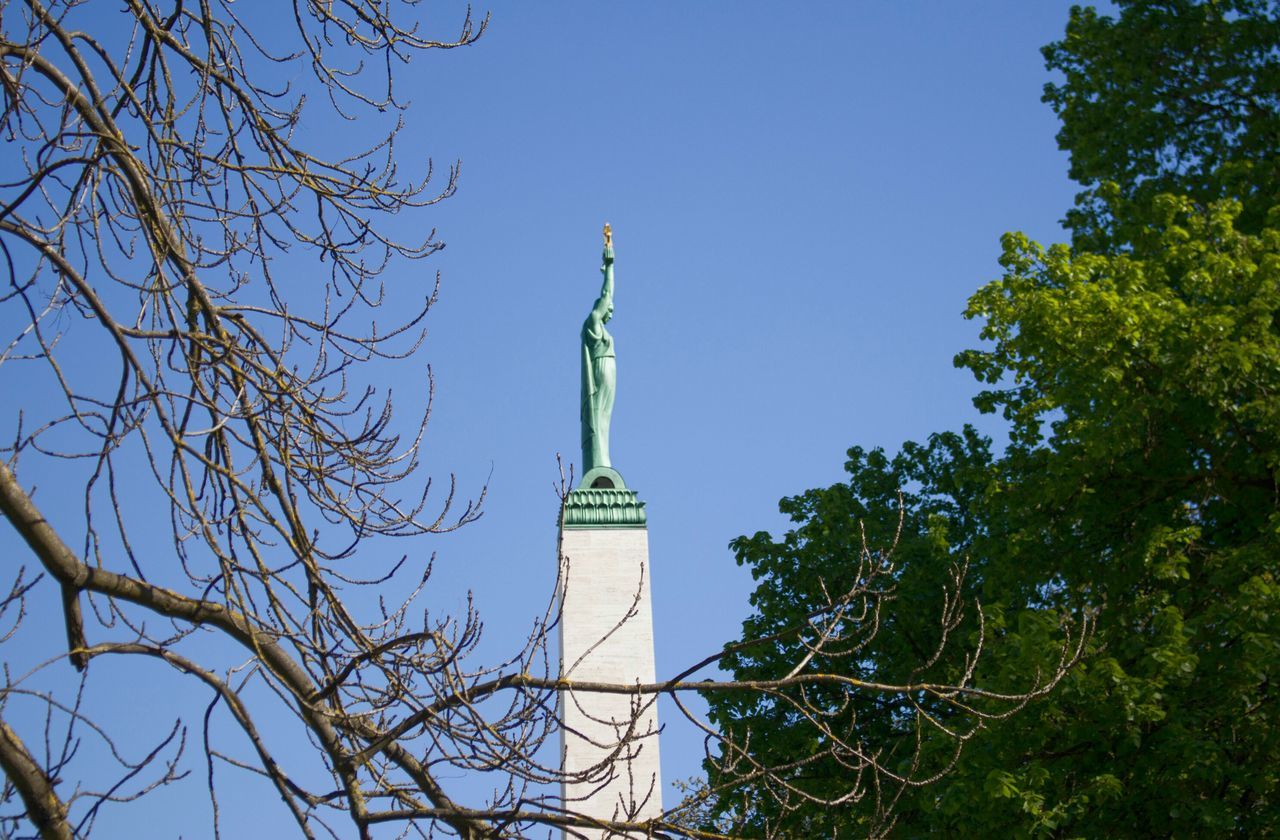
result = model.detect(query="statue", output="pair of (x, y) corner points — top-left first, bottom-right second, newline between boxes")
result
(581, 224), (617, 483)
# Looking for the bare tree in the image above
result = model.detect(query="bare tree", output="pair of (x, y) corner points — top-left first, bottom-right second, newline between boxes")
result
(0, 3), (1088, 838)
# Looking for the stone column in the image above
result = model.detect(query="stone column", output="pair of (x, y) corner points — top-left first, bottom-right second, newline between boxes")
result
(559, 485), (662, 837)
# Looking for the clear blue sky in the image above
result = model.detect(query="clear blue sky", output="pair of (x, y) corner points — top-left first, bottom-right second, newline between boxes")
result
(1, 2), (1094, 835)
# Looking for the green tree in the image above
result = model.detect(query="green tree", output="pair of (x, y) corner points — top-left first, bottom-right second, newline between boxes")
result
(953, 196), (1279, 836)
(707, 195), (1280, 839)
(702, 2), (1280, 835)
(701, 429), (1016, 837)
(1043, 0), (1280, 248)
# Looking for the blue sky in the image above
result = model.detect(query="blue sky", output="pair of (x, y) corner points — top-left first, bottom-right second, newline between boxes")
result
(0, 2), (1093, 835)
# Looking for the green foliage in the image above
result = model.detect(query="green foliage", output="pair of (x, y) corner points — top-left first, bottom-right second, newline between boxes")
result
(704, 430), (1007, 837)
(1043, 1), (1280, 249)
(934, 197), (1280, 837)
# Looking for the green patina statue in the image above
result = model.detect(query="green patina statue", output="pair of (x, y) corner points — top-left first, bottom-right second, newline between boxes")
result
(580, 224), (619, 486)
(565, 223), (645, 521)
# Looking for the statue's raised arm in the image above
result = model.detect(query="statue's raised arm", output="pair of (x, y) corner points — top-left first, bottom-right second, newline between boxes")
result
(591, 224), (615, 325)
(580, 225), (618, 484)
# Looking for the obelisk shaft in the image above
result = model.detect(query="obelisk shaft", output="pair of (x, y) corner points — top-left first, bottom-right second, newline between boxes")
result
(558, 523), (662, 836)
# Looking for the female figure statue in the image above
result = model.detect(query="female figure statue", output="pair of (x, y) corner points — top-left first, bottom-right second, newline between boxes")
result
(581, 225), (616, 475)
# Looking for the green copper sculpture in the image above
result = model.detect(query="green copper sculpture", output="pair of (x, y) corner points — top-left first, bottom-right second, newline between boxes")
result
(566, 223), (644, 520)
(580, 224), (621, 488)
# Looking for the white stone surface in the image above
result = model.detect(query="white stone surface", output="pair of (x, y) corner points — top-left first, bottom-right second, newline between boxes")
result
(558, 525), (662, 838)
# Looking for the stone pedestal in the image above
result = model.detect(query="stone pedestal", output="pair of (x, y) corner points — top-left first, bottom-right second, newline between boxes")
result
(558, 487), (662, 837)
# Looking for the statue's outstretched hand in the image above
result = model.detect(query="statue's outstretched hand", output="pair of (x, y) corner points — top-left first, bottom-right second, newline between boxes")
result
(602, 245), (614, 266)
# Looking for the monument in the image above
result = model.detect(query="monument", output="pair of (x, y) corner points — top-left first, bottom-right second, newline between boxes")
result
(558, 225), (663, 836)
